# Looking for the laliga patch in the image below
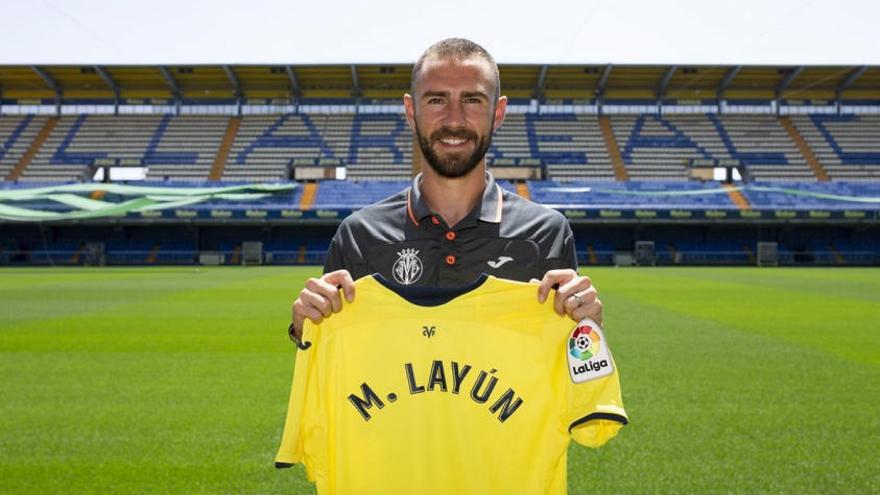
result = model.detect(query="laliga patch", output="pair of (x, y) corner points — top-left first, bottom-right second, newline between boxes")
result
(567, 318), (613, 383)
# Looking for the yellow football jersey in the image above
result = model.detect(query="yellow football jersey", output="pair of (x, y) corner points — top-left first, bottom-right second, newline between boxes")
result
(275, 274), (627, 495)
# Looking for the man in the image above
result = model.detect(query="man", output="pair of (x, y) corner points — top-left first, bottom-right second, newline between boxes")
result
(290, 38), (601, 342)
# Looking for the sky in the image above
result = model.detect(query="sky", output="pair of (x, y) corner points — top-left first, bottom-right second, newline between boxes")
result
(1, 0), (878, 65)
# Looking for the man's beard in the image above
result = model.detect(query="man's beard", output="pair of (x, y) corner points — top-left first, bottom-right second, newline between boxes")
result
(415, 122), (492, 179)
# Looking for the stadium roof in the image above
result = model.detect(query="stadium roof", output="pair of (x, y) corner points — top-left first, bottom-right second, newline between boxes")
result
(1, 64), (878, 103)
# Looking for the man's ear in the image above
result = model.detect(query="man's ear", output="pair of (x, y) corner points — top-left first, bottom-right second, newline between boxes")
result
(492, 95), (508, 133)
(403, 93), (416, 131)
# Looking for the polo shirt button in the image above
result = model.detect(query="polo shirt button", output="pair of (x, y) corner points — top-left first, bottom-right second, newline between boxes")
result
(445, 255), (456, 265)
(431, 216), (440, 225)
(445, 231), (456, 241)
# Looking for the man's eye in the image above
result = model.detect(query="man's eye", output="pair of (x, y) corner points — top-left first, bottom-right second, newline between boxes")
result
(465, 98), (483, 104)
(427, 98), (444, 104)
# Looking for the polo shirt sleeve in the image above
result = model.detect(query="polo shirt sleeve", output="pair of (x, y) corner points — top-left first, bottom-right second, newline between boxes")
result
(323, 237), (346, 274)
(323, 220), (364, 275)
(560, 230), (578, 271)
(542, 219), (579, 273)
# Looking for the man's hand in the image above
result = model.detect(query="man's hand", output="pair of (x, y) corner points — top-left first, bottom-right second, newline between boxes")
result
(534, 269), (602, 325)
(290, 269), (356, 340)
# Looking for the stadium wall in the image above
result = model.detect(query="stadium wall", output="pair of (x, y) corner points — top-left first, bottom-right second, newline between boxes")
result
(1, 223), (877, 267)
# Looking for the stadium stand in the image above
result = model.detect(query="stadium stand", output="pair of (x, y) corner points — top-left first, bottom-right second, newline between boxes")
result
(144, 116), (229, 181)
(208, 117), (240, 180)
(16, 115), (227, 182)
(613, 114), (713, 180)
(25, 114), (129, 182)
(5, 112), (880, 184)
(711, 115), (814, 181)
(611, 114), (816, 181)
(792, 115), (880, 180)
(0, 115), (50, 180)
(227, 114), (363, 181)
(1, 63), (878, 266)
(344, 114), (412, 180)
(492, 114), (615, 181)
(309, 180), (408, 209)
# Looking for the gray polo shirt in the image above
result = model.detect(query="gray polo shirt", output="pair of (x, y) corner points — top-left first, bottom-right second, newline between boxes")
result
(324, 172), (577, 287)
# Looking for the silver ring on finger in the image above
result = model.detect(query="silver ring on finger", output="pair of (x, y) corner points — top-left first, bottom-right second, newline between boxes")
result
(571, 293), (583, 307)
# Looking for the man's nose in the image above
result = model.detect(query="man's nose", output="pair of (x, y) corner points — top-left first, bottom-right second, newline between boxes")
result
(442, 100), (466, 128)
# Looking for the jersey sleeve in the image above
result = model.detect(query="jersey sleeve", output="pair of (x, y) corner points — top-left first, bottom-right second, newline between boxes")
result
(564, 321), (628, 448)
(274, 323), (320, 476)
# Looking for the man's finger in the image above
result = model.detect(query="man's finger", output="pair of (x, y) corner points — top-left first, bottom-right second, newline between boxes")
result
(536, 269), (577, 303)
(300, 288), (332, 318)
(291, 300), (307, 339)
(553, 275), (591, 315)
(563, 291), (582, 313)
(572, 299), (603, 325)
(324, 269), (356, 303)
(300, 305), (325, 326)
(292, 299), (325, 339)
(306, 277), (343, 313)
(554, 280), (578, 314)
(566, 289), (597, 317)
(553, 287), (567, 316)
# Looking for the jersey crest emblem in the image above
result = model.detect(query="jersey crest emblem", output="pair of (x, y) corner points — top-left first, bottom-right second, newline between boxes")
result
(567, 319), (614, 383)
(392, 248), (423, 285)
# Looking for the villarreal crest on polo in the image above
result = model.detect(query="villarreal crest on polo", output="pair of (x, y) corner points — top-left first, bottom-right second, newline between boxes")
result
(275, 275), (628, 495)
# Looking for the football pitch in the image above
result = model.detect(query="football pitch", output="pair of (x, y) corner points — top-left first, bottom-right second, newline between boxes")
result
(1, 266), (877, 494)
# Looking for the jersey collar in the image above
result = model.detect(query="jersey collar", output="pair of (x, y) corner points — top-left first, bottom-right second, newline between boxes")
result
(406, 171), (504, 227)
(371, 272), (491, 306)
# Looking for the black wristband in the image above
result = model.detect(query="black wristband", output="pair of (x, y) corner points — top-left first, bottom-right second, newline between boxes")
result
(287, 322), (311, 350)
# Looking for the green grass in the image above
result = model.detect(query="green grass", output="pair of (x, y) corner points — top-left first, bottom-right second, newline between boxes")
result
(1, 267), (878, 494)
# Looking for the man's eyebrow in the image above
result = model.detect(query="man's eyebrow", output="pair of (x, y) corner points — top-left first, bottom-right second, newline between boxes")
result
(461, 91), (489, 99)
(419, 90), (489, 100)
